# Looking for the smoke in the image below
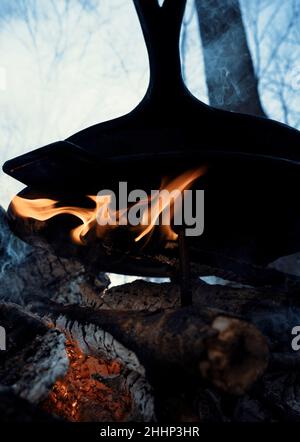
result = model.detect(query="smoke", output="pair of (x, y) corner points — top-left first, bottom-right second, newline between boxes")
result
(0, 207), (31, 271)
(0, 206), (32, 302)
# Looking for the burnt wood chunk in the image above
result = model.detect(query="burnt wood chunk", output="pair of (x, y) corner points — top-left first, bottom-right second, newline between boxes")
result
(0, 303), (68, 404)
(29, 299), (269, 396)
(0, 207), (109, 306)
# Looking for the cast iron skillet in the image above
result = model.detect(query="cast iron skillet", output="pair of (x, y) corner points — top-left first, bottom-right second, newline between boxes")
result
(3, 0), (300, 267)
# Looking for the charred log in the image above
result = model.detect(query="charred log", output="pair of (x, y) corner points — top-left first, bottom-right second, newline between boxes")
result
(0, 303), (68, 404)
(7, 203), (300, 290)
(100, 277), (300, 319)
(0, 302), (155, 422)
(29, 299), (269, 396)
(0, 207), (109, 307)
(1, 208), (299, 422)
(42, 339), (152, 422)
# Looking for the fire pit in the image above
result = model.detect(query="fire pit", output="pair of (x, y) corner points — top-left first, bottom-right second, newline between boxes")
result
(2, 0), (300, 424)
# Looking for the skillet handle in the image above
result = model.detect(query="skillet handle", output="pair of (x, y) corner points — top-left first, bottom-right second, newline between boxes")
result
(133, 0), (187, 101)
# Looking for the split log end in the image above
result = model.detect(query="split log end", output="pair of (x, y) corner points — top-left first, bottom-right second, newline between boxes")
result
(200, 316), (269, 395)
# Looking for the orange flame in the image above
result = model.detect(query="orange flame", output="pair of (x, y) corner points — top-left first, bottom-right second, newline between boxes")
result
(11, 167), (205, 245)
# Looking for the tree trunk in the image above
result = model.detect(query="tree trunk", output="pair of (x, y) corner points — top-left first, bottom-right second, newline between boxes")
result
(195, 0), (266, 116)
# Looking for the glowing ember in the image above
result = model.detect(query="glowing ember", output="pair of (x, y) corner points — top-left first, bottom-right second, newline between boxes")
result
(43, 340), (132, 422)
(10, 167), (205, 245)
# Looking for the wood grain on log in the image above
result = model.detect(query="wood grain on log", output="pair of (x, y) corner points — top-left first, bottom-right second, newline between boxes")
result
(2, 206), (299, 422)
(29, 299), (269, 396)
(101, 280), (300, 353)
(7, 203), (300, 290)
(0, 303), (68, 404)
(100, 278), (296, 313)
(0, 301), (155, 422)
(0, 207), (109, 307)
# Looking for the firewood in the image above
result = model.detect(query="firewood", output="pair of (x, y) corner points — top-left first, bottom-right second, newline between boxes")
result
(100, 278), (293, 313)
(8, 203), (300, 289)
(0, 207), (109, 307)
(2, 207), (299, 422)
(100, 279), (180, 311)
(29, 299), (269, 396)
(0, 302), (155, 422)
(102, 280), (300, 355)
(0, 303), (68, 404)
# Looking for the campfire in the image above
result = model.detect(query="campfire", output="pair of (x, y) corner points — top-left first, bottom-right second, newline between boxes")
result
(42, 340), (132, 422)
(1, 0), (300, 424)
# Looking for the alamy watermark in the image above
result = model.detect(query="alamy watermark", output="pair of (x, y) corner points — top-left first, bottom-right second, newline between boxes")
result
(95, 182), (205, 237)
(0, 326), (6, 351)
(291, 326), (300, 351)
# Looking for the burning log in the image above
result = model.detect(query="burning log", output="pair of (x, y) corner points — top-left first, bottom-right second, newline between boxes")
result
(42, 339), (148, 422)
(3, 195), (298, 313)
(0, 303), (68, 405)
(29, 299), (269, 396)
(2, 207), (300, 422)
(7, 196), (300, 291)
(0, 302), (153, 423)
(0, 207), (109, 307)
